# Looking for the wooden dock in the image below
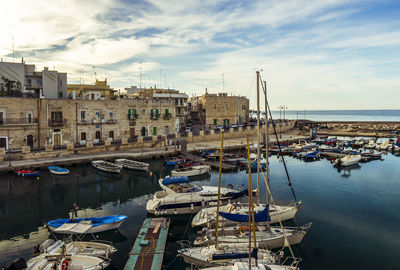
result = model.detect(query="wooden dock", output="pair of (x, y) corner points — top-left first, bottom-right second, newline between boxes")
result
(183, 152), (237, 171)
(124, 218), (170, 270)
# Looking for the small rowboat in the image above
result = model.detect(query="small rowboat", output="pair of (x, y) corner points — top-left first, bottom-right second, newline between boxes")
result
(16, 169), (40, 177)
(48, 166), (70, 175)
(91, 160), (122, 173)
(115, 158), (149, 171)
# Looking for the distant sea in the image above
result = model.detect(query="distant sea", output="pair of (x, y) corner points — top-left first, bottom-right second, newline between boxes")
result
(269, 110), (400, 122)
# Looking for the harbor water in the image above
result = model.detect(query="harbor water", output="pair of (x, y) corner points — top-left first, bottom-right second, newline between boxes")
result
(1, 152), (400, 269)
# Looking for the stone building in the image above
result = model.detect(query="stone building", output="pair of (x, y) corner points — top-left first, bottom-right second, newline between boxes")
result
(190, 92), (249, 127)
(0, 60), (67, 98)
(67, 79), (117, 100)
(0, 97), (176, 150)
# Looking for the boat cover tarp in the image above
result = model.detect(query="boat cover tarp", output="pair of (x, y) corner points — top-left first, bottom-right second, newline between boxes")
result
(212, 248), (258, 260)
(219, 205), (270, 223)
(162, 176), (189, 185)
(48, 215), (127, 228)
(54, 223), (92, 234)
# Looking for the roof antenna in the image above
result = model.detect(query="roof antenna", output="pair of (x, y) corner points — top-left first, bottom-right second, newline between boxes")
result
(11, 35), (15, 63)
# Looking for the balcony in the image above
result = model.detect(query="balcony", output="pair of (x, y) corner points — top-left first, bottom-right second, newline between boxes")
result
(129, 119), (136, 126)
(0, 118), (38, 126)
(128, 114), (138, 119)
(48, 119), (67, 125)
(78, 119), (91, 125)
(150, 114), (160, 120)
(106, 119), (118, 124)
(163, 113), (172, 120)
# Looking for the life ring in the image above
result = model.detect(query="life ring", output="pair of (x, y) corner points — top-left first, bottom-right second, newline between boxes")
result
(61, 258), (69, 270)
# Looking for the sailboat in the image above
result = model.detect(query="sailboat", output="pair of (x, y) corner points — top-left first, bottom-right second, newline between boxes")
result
(199, 261), (301, 270)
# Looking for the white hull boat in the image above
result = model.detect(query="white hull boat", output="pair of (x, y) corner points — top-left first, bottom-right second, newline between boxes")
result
(27, 254), (109, 270)
(192, 202), (301, 227)
(171, 165), (211, 177)
(37, 239), (117, 258)
(91, 160), (122, 173)
(376, 141), (389, 151)
(178, 245), (278, 267)
(200, 261), (300, 270)
(194, 223), (312, 249)
(333, 154), (361, 167)
(115, 158), (149, 171)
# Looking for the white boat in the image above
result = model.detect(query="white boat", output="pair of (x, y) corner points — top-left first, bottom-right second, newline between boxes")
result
(115, 158), (149, 171)
(178, 245), (278, 267)
(333, 154), (361, 167)
(91, 160), (122, 173)
(376, 140), (389, 151)
(146, 186), (249, 215)
(364, 140), (376, 149)
(37, 239), (117, 258)
(200, 261), (300, 270)
(194, 223), (312, 249)
(191, 201), (301, 227)
(159, 176), (234, 196)
(171, 165), (211, 177)
(27, 254), (109, 270)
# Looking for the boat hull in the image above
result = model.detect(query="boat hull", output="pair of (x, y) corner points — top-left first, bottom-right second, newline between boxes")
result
(115, 159), (149, 171)
(91, 161), (121, 173)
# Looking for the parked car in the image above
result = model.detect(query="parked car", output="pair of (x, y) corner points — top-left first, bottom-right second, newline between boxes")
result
(245, 122), (257, 127)
(214, 125), (224, 130)
(185, 126), (192, 132)
(230, 124), (239, 128)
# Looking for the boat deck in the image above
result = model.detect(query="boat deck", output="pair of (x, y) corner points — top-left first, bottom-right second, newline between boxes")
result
(124, 218), (170, 270)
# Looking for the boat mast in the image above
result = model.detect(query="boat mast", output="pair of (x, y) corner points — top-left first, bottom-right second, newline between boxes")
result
(215, 130), (224, 249)
(256, 71), (261, 204)
(263, 80), (270, 203)
(247, 135), (257, 268)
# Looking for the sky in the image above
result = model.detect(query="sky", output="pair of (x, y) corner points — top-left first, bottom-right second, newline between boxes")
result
(0, 0), (399, 110)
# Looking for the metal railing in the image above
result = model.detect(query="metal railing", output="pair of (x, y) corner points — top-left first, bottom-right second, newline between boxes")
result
(48, 119), (67, 125)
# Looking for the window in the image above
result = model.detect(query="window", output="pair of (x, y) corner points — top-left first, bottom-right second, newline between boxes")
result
(142, 109), (145, 115)
(81, 111), (86, 121)
(225, 103), (228, 109)
(27, 112), (32, 123)
(213, 119), (217, 125)
(242, 105), (246, 110)
(153, 127), (157, 136)
(109, 111), (113, 118)
(95, 131), (101, 139)
(51, 112), (63, 123)
(109, 131), (114, 139)
(213, 104), (217, 109)
(81, 132), (86, 140)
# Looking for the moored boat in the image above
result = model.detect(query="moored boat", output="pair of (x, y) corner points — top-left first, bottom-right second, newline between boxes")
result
(333, 154), (361, 167)
(171, 165), (211, 177)
(16, 169), (40, 177)
(48, 166), (70, 175)
(115, 158), (149, 171)
(47, 215), (127, 233)
(27, 254), (109, 270)
(91, 160), (122, 173)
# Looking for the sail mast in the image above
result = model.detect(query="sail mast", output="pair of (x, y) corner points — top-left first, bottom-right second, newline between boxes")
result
(246, 135), (254, 269)
(264, 80), (270, 203)
(215, 131), (224, 249)
(256, 71), (261, 204)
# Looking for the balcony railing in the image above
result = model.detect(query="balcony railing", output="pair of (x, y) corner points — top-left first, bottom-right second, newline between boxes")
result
(128, 114), (138, 119)
(129, 119), (136, 126)
(150, 114), (160, 120)
(106, 119), (118, 124)
(0, 118), (38, 125)
(163, 113), (172, 120)
(49, 119), (67, 125)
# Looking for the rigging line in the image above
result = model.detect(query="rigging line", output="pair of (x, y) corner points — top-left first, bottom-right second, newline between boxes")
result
(259, 75), (297, 202)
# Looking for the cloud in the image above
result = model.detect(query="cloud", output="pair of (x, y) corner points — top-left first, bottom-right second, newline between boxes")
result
(0, 0), (399, 109)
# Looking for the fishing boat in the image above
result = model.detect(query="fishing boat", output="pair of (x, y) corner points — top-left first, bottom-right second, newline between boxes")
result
(303, 151), (320, 161)
(199, 260), (300, 270)
(115, 158), (149, 171)
(171, 165), (211, 177)
(194, 222), (312, 249)
(165, 157), (187, 166)
(16, 169), (40, 177)
(35, 239), (117, 258)
(376, 140), (389, 151)
(48, 166), (70, 175)
(364, 140), (376, 149)
(91, 160), (122, 173)
(191, 202), (302, 227)
(178, 245), (278, 267)
(47, 215), (127, 233)
(333, 154), (361, 167)
(27, 254), (109, 270)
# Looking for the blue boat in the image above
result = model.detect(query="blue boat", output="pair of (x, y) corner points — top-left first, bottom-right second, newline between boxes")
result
(48, 165), (70, 175)
(304, 151), (320, 161)
(47, 215), (127, 233)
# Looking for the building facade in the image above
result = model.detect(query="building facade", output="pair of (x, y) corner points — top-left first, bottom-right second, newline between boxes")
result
(191, 92), (249, 127)
(67, 79), (117, 100)
(0, 60), (67, 98)
(0, 97), (176, 150)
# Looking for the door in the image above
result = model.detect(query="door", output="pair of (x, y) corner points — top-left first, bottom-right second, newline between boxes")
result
(0, 137), (7, 149)
(95, 131), (101, 140)
(141, 127), (146, 136)
(109, 130), (114, 139)
(0, 112), (3, 124)
(153, 127), (157, 136)
(224, 119), (230, 127)
(27, 135), (34, 148)
(130, 128), (135, 139)
(165, 126), (169, 135)
(54, 134), (61, 146)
